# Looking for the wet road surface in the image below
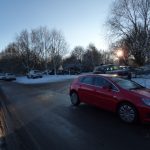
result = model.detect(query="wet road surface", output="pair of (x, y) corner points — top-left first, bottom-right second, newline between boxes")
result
(0, 80), (150, 150)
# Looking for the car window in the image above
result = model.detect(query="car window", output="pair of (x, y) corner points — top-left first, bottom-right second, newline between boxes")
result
(97, 67), (104, 71)
(80, 76), (94, 85)
(106, 67), (110, 71)
(94, 77), (106, 87)
(94, 77), (113, 87)
(112, 78), (144, 90)
(106, 66), (120, 71)
(113, 66), (120, 70)
(94, 77), (118, 91)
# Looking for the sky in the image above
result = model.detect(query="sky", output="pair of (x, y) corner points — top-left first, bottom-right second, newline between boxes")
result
(0, 0), (113, 53)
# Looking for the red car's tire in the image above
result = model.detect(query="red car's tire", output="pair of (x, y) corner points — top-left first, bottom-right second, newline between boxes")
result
(117, 103), (138, 123)
(70, 92), (80, 106)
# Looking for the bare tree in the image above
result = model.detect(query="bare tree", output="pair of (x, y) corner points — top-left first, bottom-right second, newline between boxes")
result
(107, 0), (150, 65)
(110, 39), (131, 65)
(81, 44), (103, 72)
(0, 42), (23, 73)
(16, 27), (53, 72)
(71, 46), (84, 63)
(31, 26), (51, 72)
(5, 27), (68, 74)
(101, 50), (114, 65)
(87, 43), (102, 67)
(49, 29), (68, 74)
(16, 30), (34, 71)
(71, 46), (84, 72)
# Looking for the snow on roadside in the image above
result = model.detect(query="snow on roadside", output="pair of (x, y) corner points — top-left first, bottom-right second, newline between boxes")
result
(14, 74), (150, 88)
(15, 75), (77, 84)
(132, 78), (150, 88)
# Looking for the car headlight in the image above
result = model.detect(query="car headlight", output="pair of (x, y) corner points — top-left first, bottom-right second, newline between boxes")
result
(142, 98), (150, 106)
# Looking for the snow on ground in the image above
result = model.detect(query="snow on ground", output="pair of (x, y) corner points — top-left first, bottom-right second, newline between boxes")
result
(15, 75), (77, 84)
(15, 74), (150, 88)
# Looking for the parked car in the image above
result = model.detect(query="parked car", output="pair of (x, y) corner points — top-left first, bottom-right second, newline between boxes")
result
(58, 70), (80, 75)
(138, 65), (150, 75)
(93, 64), (113, 74)
(135, 67), (145, 75)
(27, 70), (43, 79)
(93, 64), (136, 78)
(119, 66), (137, 78)
(4, 73), (16, 81)
(0, 73), (6, 80)
(70, 74), (150, 123)
(42, 70), (53, 75)
(49, 70), (55, 75)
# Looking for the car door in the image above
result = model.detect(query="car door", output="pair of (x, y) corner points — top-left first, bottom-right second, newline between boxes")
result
(93, 77), (119, 111)
(78, 76), (96, 105)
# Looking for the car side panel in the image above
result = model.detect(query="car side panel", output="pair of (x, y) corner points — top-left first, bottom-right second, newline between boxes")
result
(92, 87), (119, 112)
(78, 84), (96, 105)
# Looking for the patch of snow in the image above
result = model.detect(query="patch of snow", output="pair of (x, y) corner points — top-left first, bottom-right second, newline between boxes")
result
(14, 74), (150, 88)
(15, 75), (77, 84)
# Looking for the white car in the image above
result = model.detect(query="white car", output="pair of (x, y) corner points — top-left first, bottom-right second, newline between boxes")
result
(4, 73), (16, 81)
(27, 70), (43, 79)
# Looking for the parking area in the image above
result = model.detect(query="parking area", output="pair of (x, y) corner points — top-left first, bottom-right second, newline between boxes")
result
(0, 80), (150, 150)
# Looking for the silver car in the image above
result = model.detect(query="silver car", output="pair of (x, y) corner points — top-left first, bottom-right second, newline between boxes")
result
(27, 70), (43, 79)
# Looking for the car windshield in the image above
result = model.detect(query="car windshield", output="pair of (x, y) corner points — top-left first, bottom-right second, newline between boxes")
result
(112, 78), (144, 90)
(107, 65), (120, 71)
(95, 65), (122, 72)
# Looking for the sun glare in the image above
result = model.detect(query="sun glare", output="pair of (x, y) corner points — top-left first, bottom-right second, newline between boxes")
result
(116, 50), (123, 57)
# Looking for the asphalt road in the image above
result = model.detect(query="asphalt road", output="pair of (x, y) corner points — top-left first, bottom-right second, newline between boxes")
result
(0, 80), (150, 150)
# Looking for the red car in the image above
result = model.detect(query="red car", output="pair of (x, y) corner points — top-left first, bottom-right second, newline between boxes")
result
(69, 74), (150, 123)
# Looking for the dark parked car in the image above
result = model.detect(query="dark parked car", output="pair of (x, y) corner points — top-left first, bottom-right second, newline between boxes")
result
(93, 64), (118, 74)
(70, 74), (150, 123)
(93, 64), (136, 78)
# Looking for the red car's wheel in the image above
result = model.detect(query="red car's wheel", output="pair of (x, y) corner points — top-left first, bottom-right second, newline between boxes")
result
(117, 103), (138, 123)
(70, 92), (80, 106)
